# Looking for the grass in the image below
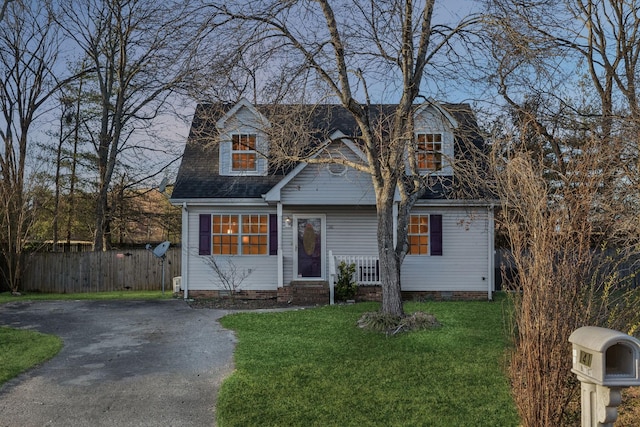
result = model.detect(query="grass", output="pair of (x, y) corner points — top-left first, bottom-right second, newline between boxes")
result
(217, 300), (519, 427)
(0, 327), (63, 386)
(0, 290), (173, 304)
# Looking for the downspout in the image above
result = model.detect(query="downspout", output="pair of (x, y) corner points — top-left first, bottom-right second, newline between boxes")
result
(182, 202), (189, 299)
(277, 202), (283, 288)
(487, 204), (495, 301)
(392, 202), (398, 248)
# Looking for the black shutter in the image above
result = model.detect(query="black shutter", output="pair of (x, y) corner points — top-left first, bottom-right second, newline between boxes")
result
(199, 214), (211, 255)
(269, 214), (278, 255)
(431, 214), (443, 256)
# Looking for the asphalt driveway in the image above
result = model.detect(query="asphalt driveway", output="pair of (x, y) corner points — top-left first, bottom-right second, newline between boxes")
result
(0, 299), (236, 426)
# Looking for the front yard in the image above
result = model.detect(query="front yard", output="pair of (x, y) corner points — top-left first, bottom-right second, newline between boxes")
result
(0, 327), (62, 385)
(3, 292), (636, 425)
(217, 300), (519, 426)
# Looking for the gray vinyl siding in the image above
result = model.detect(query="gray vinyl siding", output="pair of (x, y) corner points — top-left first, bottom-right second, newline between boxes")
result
(281, 207), (378, 284)
(185, 206), (278, 291)
(280, 150), (376, 205)
(282, 206), (489, 292)
(183, 205), (490, 293)
(401, 207), (490, 292)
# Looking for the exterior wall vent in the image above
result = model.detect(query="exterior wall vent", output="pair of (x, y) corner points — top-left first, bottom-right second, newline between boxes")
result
(327, 163), (347, 176)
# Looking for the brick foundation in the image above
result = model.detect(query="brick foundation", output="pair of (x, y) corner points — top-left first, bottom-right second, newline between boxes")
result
(277, 286), (293, 303)
(401, 290), (489, 301)
(183, 289), (278, 300)
(180, 287), (489, 303)
(356, 285), (382, 302)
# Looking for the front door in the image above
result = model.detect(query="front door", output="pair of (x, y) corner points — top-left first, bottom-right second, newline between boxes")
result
(295, 216), (324, 279)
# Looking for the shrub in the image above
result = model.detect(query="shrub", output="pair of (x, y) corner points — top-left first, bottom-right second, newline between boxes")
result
(357, 311), (441, 335)
(335, 261), (357, 301)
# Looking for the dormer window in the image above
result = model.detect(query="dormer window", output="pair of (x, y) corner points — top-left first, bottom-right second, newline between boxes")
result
(416, 133), (443, 171)
(231, 134), (257, 171)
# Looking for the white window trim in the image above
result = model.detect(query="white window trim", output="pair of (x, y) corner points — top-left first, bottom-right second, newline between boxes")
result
(210, 213), (270, 256)
(407, 213), (432, 256)
(230, 133), (258, 173)
(415, 132), (444, 173)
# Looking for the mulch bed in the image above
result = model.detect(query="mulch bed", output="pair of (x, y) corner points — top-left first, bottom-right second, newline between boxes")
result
(186, 297), (303, 310)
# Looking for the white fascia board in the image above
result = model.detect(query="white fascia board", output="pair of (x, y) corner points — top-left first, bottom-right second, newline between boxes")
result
(169, 198), (270, 207)
(332, 131), (368, 162)
(215, 97), (270, 129)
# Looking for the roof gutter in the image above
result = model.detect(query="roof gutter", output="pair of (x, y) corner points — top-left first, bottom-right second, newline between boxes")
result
(170, 198), (269, 207)
(413, 198), (499, 207)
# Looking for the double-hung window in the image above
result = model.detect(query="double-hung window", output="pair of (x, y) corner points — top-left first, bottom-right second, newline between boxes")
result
(416, 133), (443, 171)
(240, 215), (268, 255)
(408, 214), (443, 256)
(231, 134), (257, 172)
(212, 215), (240, 255)
(203, 214), (270, 255)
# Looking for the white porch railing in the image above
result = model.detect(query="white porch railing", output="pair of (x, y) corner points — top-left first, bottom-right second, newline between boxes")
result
(329, 251), (381, 305)
(329, 251), (381, 285)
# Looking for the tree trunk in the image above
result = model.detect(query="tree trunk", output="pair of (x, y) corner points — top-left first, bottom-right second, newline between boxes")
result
(94, 189), (107, 251)
(376, 186), (404, 317)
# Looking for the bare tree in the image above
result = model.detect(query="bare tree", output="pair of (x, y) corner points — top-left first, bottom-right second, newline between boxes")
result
(481, 1), (640, 424)
(0, 0), (76, 291)
(0, 0), (13, 22)
(57, 0), (198, 251)
(490, 129), (640, 425)
(206, 0), (481, 316)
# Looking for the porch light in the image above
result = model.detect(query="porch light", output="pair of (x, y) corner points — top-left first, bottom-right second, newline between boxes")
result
(284, 216), (292, 227)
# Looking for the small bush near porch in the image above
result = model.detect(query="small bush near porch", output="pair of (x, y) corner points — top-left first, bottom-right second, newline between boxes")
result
(217, 300), (519, 426)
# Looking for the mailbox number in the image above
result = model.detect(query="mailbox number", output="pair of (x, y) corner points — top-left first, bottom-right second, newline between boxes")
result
(579, 350), (592, 367)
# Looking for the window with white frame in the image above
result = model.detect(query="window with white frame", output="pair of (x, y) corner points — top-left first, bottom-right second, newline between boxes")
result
(240, 214), (268, 255)
(408, 214), (430, 255)
(407, 213), (443, 256)
(210, 214), (268, 255)
(416, 133), (443, 171)
(231, 134), (257, 171)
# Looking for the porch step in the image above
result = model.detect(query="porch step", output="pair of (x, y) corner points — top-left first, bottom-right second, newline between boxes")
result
(282, 281), (329, 305)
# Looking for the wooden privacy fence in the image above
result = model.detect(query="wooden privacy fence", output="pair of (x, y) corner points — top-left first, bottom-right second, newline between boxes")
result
(22, 248), (181, 293)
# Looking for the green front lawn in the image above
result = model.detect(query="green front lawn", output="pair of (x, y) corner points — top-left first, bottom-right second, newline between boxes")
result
(0, 327), (62, 386)
(218, 300), (519, 427)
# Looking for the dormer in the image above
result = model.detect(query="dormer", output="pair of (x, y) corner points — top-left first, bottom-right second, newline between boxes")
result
(413, 101), (458, 176)
(216, 98), (270, 176)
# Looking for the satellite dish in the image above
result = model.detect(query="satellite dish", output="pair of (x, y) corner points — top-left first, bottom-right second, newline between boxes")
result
(159, 177), (168, 194)
(152, 241), (170, 258)
(146, 241), (171, 294)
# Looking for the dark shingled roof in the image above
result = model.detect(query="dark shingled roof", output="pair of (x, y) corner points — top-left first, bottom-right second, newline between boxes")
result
(171, 102), (484, 201)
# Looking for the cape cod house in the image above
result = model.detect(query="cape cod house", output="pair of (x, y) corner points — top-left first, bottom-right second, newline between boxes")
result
(170, 98), (495, 303)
